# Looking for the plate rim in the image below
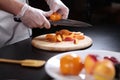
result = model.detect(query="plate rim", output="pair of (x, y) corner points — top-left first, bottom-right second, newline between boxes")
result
(45, 50), (120, 80)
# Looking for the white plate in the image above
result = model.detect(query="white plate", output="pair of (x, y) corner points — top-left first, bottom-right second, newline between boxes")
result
(45, 50), (120, 80)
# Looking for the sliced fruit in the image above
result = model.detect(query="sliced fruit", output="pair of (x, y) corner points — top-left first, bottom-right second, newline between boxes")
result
(56, 34), (62, 42)
(60, 54), (84, 75)
(46, 34), (57, 42)
(73, 34), (85, 40)
(84, 54), (98, 74)
(45, 29), (85, 44)
(50, 12), (62, 21)
(62, 33), (74, 41)
(74, 38), (79, 44)
(63, 37), (74, 41)
(57, 29), (72, 35)
(93, 59), (115, 80)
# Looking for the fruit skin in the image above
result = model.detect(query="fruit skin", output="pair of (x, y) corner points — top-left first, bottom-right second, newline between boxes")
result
(60, 54), (84, 75)
(84, 54), (98, 74)
(93, 59), (115, 80)
(64, 37), (74, 41)
(104, 56), (119, 64)
(74, 39), (79, 44)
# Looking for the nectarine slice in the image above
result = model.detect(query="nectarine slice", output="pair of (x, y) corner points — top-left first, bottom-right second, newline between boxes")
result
(84, 54), (98, 74)
(46, 34), (57, 42)
(93, 59), (115, 80)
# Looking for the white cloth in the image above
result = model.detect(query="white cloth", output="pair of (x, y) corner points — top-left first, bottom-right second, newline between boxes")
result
(0, 0), (32, 48)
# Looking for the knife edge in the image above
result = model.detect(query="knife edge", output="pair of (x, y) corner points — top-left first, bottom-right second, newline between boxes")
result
(49, 19), (92, 27)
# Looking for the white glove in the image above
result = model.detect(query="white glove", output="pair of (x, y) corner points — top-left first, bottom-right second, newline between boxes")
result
(16, 4), (53, 29)
(46, 0), (69, 19)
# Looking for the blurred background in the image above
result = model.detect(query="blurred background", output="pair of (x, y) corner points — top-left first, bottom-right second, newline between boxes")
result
(29, 0), (120, 36)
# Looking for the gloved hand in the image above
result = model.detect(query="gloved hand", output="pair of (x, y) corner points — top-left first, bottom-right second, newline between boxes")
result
(46, 0), (69, 19)
(16, 3), (53, 29)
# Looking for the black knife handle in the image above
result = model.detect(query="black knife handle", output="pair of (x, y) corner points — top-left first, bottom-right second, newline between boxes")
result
(14, 17), (22, 22)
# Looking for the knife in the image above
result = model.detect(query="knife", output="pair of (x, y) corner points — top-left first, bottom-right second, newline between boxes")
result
(49, 19), (92, 27)
(14, 17), (92, 27)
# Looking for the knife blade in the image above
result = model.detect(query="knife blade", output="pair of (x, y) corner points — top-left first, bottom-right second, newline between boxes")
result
(49, 19), (92, 27)
(14, 17), (92, 27)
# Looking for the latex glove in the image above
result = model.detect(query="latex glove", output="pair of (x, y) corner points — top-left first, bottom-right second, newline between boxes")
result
(46, 0), (69, 19)
(16, 4), (53, 29)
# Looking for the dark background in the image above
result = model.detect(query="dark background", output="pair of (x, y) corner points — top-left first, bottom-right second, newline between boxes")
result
(28, 0), (120, 36)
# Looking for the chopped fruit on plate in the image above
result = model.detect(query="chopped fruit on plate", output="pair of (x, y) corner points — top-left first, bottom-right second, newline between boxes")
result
(59, 53), (118, 80)
(60, 54), (84, 75)
(45, 29), (85, 44)
(93, 59), (115, 80)
(84, 54), (98, 74)
(104, 56), (120, 79)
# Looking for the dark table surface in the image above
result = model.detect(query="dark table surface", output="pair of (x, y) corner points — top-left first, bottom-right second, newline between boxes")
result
(0, 25), (120, 80)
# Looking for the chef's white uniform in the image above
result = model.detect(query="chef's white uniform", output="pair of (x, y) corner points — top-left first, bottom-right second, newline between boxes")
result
(0, 0), (32, 48)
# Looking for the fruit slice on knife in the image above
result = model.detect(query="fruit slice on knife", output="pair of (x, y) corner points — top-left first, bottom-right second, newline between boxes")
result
(50, 12), (62, 21)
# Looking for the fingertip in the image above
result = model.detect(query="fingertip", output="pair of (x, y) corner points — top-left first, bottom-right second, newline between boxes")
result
(62, 14), (68, 19)
(62, 8), (69, 19)
(59, 11), (69, 19)
(44, 22), (51, 29)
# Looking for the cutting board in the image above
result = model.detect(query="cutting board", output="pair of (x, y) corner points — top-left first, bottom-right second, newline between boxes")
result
(31, 34), (93, 51)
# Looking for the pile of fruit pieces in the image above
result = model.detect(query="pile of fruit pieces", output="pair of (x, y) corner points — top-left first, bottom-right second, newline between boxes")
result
(60, 53), (120, 80)
(45, 29), (85, 44)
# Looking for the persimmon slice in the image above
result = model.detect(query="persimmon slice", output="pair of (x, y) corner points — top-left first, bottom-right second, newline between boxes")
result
(60, 54), (84, 75)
